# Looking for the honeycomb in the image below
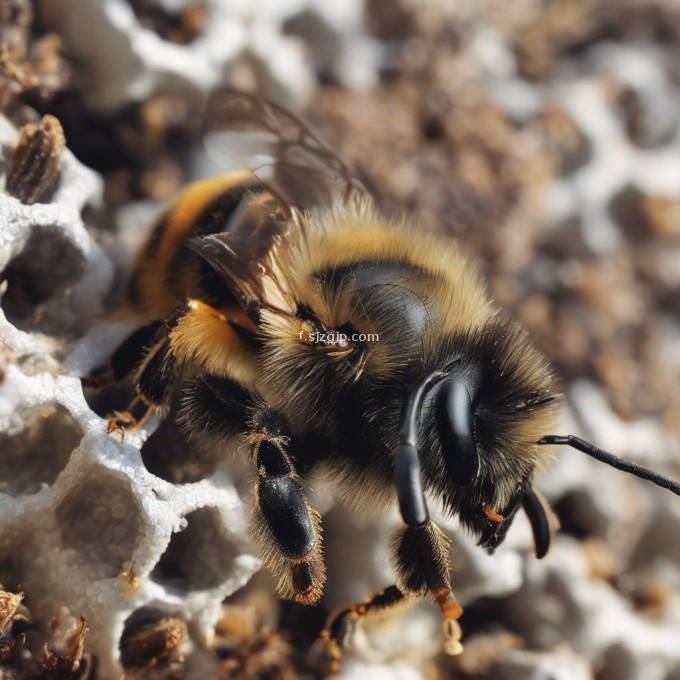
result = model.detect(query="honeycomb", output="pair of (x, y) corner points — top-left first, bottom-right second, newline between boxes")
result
(0, 114), (260, 678)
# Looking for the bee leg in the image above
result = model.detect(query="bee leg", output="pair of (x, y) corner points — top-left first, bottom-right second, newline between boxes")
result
(247, 410), (326, 606)
(110, 319), (164, 382)
(106, 395), (155, 437)
(317, 585), (413, 673)
(108, 297), (253, 434)
(106, 333), (175, 434)
(178, 374), (253, 443)
(179, 380), (326, 603)
(392, 439), (464, 655)
(390, 521), (463, 656)
(316, 521), (462, 671)
(85, 320), (163, 389)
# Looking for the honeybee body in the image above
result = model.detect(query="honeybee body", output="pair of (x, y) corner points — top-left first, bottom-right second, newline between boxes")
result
(126, 168), (557, 516)
(108, 90), (679, 667)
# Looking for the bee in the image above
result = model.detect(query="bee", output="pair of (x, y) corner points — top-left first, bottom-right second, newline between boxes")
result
(107, 90), (680, 668)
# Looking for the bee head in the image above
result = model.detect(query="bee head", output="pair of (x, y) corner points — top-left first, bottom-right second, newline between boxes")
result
(416, 318), (560, 552)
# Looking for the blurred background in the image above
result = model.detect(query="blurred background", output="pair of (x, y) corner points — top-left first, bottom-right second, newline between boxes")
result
(2, 1), (680, 678)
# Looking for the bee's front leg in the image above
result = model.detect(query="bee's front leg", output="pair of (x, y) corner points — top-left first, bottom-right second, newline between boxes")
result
(318, 440), (464, 672)
(318, 527), (462, 673)
(317, 584), (414, 673)
(391, 438), (464, 655)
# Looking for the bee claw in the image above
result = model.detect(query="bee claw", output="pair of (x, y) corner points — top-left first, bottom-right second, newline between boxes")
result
(442, 618), (464, 656)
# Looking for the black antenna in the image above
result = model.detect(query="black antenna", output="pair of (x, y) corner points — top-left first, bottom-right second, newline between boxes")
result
(539, 435), (680, 496)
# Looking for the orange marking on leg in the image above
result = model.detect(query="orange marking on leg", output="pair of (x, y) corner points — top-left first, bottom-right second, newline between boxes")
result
(483, 505), (505, 523)
(432, 586), (463, 620)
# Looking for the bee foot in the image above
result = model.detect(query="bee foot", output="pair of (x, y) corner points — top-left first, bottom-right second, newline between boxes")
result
(105, 411), (139, 440)
(442, 618), (464, 656)
(308, 631), (343, 676)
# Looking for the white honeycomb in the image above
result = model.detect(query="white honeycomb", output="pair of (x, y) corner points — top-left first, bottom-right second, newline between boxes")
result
(40, 0), (379, 111)
(0, 115), (260, 679)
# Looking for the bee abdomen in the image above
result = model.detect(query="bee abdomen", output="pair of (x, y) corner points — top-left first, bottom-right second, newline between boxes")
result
(129, 172), (264, 317)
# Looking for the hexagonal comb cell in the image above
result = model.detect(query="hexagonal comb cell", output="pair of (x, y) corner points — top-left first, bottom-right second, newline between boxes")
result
(1, 225), (86, 331)
(151, 507), (237, 592)
(56, 469), (145, 579)
(140, 417), (218, 484)
(0, 402), (83, 497)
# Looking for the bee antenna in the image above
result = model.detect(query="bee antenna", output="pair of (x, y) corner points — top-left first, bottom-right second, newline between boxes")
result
(538, 435), (680, 496)
(394, 369), (449, 525)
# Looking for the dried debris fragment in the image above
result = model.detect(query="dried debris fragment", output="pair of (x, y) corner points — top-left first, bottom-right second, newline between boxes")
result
(0, 0), (34, 66)
(535, 107), (592, 176)
(6, 114), (65, 204)
(214, 605), (302, 680)
(41, 612), (92, 679)
(126, 0), (209, 45)
(512, 0), (598, 81)
(0, 587), (30, 673)
(0, 0), (70, 113)
(1, 591), (93, 679)
(119, 615), (187, 675)
(0, 589), (23, 631)
(0, 588), (25, 656)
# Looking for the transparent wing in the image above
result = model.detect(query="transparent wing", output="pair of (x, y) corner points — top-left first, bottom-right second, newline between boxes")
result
(203, 88), (367, 211)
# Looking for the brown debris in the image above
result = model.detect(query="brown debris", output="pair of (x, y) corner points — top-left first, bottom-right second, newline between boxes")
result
(0, 0), (70, 113)
(535, 107), (592, 176)
(6, 114), (65, 204)
(0, 0), (33, 66)
(581, 538), (621, 581)
(119, 616), (187, 674)
(41, 613), (92, 679)
(0, 594), (25, 670)
(513, 0), (598, 81)
(214, 605), (300, 680)
(0, 589), (24, 637)
(0, 592), (94, 679)
(0, 588), (29, 667)
(95, 95), (197, 206)
(364, 0), (421, 40)
(510, 0), (680, 82)
(317, 78), (549, 269)
(126, 0), (209, 44)
(627, 578), (672, 618)
(611, 187), (680, 242)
